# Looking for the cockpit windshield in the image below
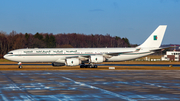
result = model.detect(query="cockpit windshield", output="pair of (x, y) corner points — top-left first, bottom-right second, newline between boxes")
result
(8, 52), (13, 54)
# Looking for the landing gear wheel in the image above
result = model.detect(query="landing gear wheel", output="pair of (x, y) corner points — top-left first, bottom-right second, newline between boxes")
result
(94, 65), (98, 68)
(19, 65), (22, 69)
(80, 63), (85, 68)
(80, 65), (84, 68)
(79, 64), (98, 68)
(85, 65), (89, 68)
(89, 63), (94, 68)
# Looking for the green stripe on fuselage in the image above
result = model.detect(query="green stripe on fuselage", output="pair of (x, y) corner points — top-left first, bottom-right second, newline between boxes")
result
(10, 54), (94, 56)
(9, 52), (151, 57)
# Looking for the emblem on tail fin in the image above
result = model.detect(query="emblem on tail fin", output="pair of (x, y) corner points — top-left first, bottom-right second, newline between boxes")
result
(154, 35), (157, 40)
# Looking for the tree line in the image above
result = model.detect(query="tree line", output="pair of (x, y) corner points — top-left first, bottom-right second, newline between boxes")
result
(0, 31), (130, 58)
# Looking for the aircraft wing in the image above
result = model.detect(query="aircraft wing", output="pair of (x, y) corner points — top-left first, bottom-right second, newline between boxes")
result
(64, 51), (133, 60)
(160, 46), (177, 50)
(102, 51), (133, 58)
(104, 51), (133, 56)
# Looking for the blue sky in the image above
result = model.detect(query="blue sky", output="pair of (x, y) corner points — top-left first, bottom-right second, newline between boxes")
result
(0, 0), (180, 45)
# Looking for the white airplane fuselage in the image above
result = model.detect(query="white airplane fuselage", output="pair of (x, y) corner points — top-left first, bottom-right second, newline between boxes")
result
(4, 48), (153, 63)
(3, 25), (167, 67)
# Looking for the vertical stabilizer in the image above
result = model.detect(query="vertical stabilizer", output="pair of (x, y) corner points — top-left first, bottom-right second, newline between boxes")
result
(138, 25), (167, 48)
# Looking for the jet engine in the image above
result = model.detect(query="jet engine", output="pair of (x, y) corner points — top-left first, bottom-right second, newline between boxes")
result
(65, 58), (81, 66)
(89, 55), (105, 63)
(52, 63), (65, 66)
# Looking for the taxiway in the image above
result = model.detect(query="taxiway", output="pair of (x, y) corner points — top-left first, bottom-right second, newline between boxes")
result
(0, 70), (180, 100)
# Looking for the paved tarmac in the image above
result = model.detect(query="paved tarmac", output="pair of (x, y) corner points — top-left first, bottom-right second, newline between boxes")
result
(0, 70), (180, 101)
(1, 63), (180, 67)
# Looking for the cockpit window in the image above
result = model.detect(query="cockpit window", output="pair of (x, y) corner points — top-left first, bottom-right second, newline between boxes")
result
(8, 52), (13, 54)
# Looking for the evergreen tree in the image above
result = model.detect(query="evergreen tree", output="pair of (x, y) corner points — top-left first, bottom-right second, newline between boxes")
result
(45, 34), (49, 47)
(25, 33), (29, 40)
(49, 34), (56, 48)
(44, 34), (56, 48)
(122, 38), (131, 47)
(34, 32), (43, 40)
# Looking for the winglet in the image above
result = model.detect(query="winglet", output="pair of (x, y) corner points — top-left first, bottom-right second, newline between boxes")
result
(137, 25), (167, 48)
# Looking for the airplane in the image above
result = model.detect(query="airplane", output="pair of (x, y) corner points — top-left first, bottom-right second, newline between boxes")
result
(3, 25), (167, 68)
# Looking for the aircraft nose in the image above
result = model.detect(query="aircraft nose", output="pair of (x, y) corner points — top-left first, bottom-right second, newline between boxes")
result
(3, 54), (8, 59)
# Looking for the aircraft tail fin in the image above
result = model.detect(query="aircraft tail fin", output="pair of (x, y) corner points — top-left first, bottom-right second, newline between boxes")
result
(137, 25), (167, 48)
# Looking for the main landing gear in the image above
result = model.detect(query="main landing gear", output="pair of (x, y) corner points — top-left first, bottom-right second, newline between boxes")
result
(80, 63), (98, 68)
(18, 62), (22, 68)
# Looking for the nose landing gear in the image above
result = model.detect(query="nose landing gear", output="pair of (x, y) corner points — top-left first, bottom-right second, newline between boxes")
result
(18, 62), (22, 68)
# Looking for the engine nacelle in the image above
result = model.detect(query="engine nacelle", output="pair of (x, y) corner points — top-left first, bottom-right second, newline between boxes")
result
(52, 63), (65, 66)
(89, 55), (105, 63)
(65, 58), (81, 66)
